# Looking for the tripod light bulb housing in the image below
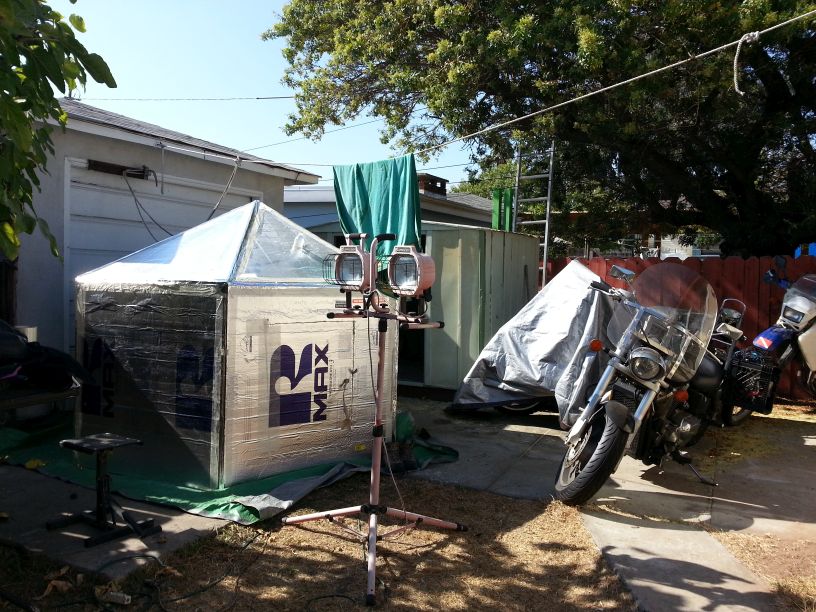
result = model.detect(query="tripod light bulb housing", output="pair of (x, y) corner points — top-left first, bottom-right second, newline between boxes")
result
(333, 245), (372, 291)
(387, 245), (436, 296)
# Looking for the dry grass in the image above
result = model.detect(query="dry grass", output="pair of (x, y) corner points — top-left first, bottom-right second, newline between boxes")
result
(0, 474), (634, 611)
(702, 401), (816, 611)
(694, 401), (816, 472)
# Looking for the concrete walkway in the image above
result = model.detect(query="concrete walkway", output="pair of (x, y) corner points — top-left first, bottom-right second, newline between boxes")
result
(404, 398), (802, 612)
(0, 465), (224, 580)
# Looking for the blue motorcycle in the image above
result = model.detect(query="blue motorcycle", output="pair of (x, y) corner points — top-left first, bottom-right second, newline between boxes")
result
(726, 257), (816, 421)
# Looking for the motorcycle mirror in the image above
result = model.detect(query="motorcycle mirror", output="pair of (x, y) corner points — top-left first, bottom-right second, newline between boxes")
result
(773, 255), (787, 272)
(609, 265), (636, 284)
(716, 322), (743, 342)
(720, 307), (742, 326)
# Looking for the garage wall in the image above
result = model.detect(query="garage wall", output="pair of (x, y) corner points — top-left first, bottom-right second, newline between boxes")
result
(17, 127), (291, 350)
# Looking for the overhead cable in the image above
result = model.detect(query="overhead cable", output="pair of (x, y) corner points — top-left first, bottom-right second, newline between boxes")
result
(207, 157), (242, 220)
(149, 10), (816, 175)
(242, 117), (385, 151)
(413, 9), (816, 155)
(82, 95), (295, 101)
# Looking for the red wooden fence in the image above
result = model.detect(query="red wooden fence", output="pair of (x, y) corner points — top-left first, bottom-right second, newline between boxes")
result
(549, 256), (816, 400)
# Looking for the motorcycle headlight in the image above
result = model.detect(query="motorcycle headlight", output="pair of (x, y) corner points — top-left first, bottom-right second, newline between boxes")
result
(782, 306), (805, 323)
(629, 347), (666, 382)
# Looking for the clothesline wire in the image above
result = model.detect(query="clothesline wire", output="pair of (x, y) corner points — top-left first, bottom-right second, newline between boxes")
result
(413, 8), (816, 155)
(81, 95), (295, 101)
(149, 9), (815, 170)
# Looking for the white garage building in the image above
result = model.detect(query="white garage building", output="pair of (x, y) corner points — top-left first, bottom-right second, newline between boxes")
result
(16, 98), (318, 351)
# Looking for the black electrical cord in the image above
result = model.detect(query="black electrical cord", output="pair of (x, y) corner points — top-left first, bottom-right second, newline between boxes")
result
(153, 530), (262, 611)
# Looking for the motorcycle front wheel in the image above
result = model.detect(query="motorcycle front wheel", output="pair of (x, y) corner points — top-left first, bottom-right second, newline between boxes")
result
(554, 404), (628, 506)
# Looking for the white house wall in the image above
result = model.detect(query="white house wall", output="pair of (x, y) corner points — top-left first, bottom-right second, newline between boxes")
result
(18, 127), (289, 350)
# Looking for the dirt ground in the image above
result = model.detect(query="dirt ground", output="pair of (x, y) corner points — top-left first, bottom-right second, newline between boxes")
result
(0, 476), (633, 611)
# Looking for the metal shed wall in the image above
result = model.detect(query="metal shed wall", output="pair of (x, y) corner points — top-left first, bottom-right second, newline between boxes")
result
(423, 225), (538, 389)
(313, 222), (539, 390)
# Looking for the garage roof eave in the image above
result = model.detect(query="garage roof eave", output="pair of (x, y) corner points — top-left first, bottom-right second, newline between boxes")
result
(55, 98), (320, 185)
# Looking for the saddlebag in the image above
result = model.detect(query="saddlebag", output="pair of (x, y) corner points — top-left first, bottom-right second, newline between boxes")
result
(728, 350), (778, 414)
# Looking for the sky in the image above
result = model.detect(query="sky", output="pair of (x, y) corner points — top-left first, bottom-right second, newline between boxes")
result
(49, 0), (475, 186)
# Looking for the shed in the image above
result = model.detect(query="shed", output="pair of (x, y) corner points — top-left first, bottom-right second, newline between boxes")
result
(313, 221), (539, 389)
(76, 201), (396, 488)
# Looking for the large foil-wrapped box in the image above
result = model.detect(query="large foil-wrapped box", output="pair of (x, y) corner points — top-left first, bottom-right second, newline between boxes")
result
(76, 201), (396, 488)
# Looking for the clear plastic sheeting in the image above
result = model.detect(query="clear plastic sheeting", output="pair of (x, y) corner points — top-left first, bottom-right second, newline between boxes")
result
(76, 204), (254, 284)
(234, 205), (336, 283)
(451, 260), (615, 426)
(75, 201), (396, 488)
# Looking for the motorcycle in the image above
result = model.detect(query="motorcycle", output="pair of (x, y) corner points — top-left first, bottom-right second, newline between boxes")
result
(553, 262), (750, 506)
(0, 320), (91, 424)
(725, 256), (816, 415)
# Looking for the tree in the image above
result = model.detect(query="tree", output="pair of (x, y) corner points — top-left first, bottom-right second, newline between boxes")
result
(267, 1), (816, 256)
(0, 0), (116, 260)
(452, 160), (515, 199)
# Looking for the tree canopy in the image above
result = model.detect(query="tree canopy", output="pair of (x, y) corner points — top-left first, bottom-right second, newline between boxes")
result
(268, 0), (816, 256)
(0, 0), (116, 260)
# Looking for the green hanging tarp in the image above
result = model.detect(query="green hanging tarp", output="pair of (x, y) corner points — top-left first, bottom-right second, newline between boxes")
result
(333, 154), (421, 256)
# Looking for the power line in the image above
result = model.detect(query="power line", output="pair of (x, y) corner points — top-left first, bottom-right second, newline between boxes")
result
(414, 8), (816, 155)
(153, 7), (816, 179)
(82, 95), (295, 101)
(243, 106), (431, 152)
(243, 117), (385, 151)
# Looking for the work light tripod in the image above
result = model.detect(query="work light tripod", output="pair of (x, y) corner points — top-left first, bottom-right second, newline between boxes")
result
(281, 233), (466, 606)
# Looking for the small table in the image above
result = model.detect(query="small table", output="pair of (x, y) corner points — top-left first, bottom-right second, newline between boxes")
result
(46, 433), (162, 548)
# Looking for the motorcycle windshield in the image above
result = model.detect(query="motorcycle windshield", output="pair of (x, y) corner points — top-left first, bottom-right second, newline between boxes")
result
(609, 262), (718, 383)
(788, 274), (816, 304)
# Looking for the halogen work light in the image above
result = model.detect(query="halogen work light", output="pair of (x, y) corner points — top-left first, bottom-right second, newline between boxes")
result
(387, 245), (436, 297)
(327, 243), (373, 292)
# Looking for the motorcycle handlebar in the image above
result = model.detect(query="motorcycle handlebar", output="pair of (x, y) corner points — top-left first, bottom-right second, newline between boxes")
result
(590, 280), (612, 292)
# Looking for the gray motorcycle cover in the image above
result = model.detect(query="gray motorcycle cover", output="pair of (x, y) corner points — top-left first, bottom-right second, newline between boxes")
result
(451, 260), (615, 426)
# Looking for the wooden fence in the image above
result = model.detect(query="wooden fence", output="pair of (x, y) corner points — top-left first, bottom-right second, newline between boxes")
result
(549, 256), (816, 400)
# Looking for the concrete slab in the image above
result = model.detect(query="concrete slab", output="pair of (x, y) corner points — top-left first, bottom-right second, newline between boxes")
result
(406, 403), (564, 500)
(592, 426), (816, 544)
(0, 465), (225, 580)
(582, 511), (777, 612)
(400, 398), (784, 610)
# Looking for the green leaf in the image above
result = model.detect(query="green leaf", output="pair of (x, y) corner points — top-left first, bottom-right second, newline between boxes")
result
(14, 212), (37, 235)
(37, 218), (61, 259)
(62, 60), (80, 79)
(68, 14), (86, 33)
(31, 47), (66, 92)
(0, 222), (21, 261)
(81, 53), (117, 88)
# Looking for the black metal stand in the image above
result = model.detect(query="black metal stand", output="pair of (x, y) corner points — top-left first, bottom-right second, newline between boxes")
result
(46, 433), (162, 548)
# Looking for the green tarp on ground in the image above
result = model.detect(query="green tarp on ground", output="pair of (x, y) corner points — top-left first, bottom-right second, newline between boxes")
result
(333, 153), (421, 256)
(0, 412), (457, 525)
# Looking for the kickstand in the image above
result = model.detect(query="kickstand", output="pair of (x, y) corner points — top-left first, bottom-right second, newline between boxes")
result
(687, 463), (718, 487)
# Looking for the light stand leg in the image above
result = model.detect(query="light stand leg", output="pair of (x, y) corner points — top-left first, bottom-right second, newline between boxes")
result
(365, 318), (388, 604)
(281, 315), (466, 607)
